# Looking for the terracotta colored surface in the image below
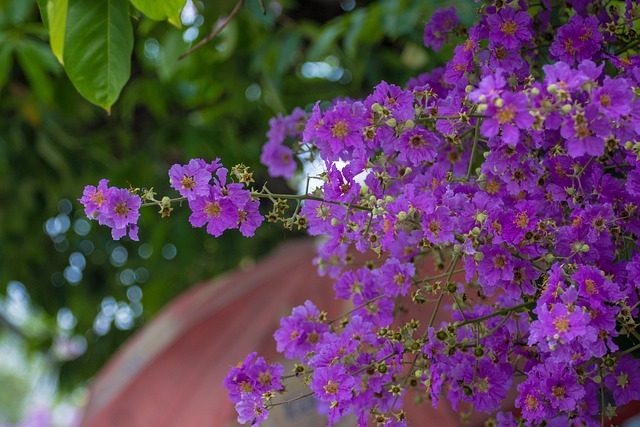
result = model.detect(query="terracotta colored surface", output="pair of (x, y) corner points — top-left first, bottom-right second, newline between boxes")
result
(79, 239), (467, 427)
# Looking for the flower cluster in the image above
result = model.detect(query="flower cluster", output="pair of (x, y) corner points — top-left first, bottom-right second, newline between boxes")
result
(79, 179), (141, 240)
(81, 159), (263, 240)
(223, 352), (285, 424)
(83, 1), (640, 426)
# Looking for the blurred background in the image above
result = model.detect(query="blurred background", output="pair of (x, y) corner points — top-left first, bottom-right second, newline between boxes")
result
(0, 0), (474, 424)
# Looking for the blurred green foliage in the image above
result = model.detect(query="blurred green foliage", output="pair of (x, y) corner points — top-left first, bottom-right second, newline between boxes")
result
(0, 0), (468, 390)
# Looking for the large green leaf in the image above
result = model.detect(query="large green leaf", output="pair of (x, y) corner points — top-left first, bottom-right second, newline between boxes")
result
(63, 0), (133, 112)
(130, 0), (186, 27)
(47, 0), (67, 64)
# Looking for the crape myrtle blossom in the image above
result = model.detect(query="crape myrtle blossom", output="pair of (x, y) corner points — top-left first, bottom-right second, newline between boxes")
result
(79, 180), (141, 240)
(82, 1), (640, 425)
(423, 7), (459, 52)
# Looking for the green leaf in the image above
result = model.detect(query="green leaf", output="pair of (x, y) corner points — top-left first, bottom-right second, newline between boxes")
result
(1, 0), (35, 25)
(129, 0), (164, 20)
(163, 0), (186, 27)
(16, 41), (56, 104)
(307, 20), (346, 61)
(130, 0), (186, 27)
(0, 44), (12, 93)
(63, 0), (133, 112)
(47, 0), (67, 64)
(36, 0), (49, 28)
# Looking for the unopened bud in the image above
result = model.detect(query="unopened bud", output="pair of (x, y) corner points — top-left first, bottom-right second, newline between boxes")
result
(547, 84), (558, 94)
(405, 119), (415, 129)
(530, 87), (540, 96)
(397, 211), (407, 221)
(386, 118), (397, 128)
(560, 104), (572, 114)
(494, 98), (504, 108)
(476, 103), (488, 113)
(465, 85), (473, 93)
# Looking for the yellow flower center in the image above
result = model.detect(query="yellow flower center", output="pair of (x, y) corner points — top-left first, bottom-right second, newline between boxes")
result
(553, 315), (570, 333)
(181, 175), (195, 190)
(331, 120), (349, 139)
(525, 394), (539, 411)
(428, 220), (441, 235)
(204, 201), (221, 217)
(324, 380), (339, 395)
(115, 202), (129, 217)
(500, 20), (518, 36)
(410, 135), (426, 148)
(515, 212), (529, 229)
(552, 385), (566, 398)
(497, 105), (516, 124)
(91, 191), (106, 206)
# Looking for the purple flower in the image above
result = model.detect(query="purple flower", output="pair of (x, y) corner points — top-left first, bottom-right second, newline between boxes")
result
(542, 363), (585, 412)
(476, 246), (514, 295)
(188, 186), (239, 237)
(486, 6), (533, 50)
(104, 188), (142, 241)
(260, 142), (296, 179)
(528, 302), (592, 350)
(365, 80), (414, 122)
(591, 77), (633, 121)
(560, 105), (609, 157)
(375, 258), (415, 298)
(238, 199), (263, 237)
(395, 127), (441, 166)
(603, 355), (640, 405)
(80, 181), (141, 240)
(273, 300), (329, 359)
(310, 364), (355, 402)
(235, 398), (268, 425)
(421, 206), (455, 244)
(423, 7), (459, 52)
(543, 61), (590, 91)
(481, 91), (533, 146)
(168, 158), (212, 201)
(549, 15), (602, 64)
(571, 264), (623, 310)
(444, 26), (479, 84)
(314, 101), (367, 161)
(224, 352), (285, 425)
(334, 267), (374, 301)
(79, 179), (111, 217)
(470, 71), (506, 103)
